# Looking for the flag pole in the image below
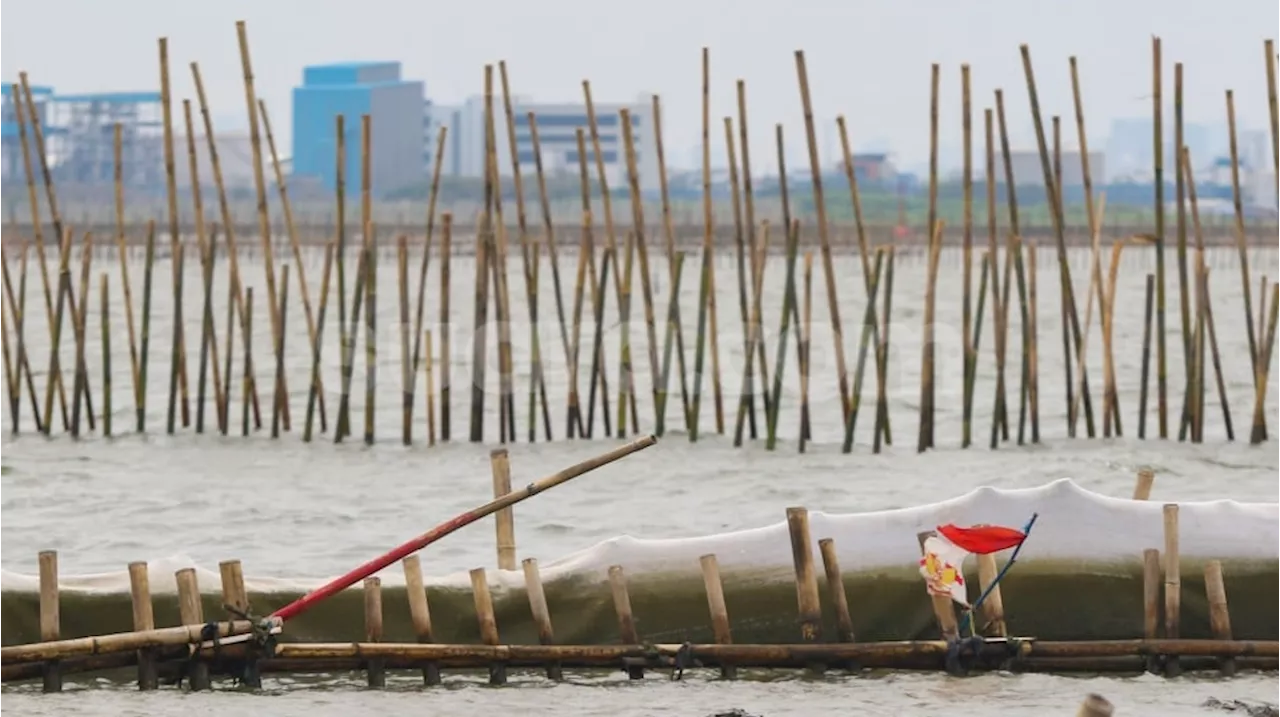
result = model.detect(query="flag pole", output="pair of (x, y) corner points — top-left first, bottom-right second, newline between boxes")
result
(959, 512), (1039, 636)
(271, 435), (658, 623)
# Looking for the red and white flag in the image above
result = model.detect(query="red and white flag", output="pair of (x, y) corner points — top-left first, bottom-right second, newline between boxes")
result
(918, 523), (1028, 606)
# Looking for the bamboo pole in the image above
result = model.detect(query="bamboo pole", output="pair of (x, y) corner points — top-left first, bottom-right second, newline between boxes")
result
(364, 577), (385, 687)
(1163, 504), (1181, 676)
(985, 107), (1009, 447)
(407, 126), (448, 441)
(1102, 241), (1123, 436)
(127, 562), (158, 690)
(440, 214), (453, 442)
(1250, 285), (1278, 444)
(724, 115), (757, 439)
(1174, 63), (1191, 420)
(236, 21), (289, 431)
(424, 330), (437, 446)
(335, 114), (349, 430)
(1225, 91), (1259, 384)
(818, 538), (855, 643)
(615, 229), (636, 437)
(690, 49), (723, 439)
(657, 253), (686, 436)
(1182, 148), (1208, 442)
(11, 242), (43, 432)
(183, 100), (222, 435)
(38, 550), (60, 692)
(192, 62), (260, 431)
(402, 555), (441, 685)
(42, 229), (72, 436)
(1152, 38), (1169, 439)
(165, 241), (186, 435)
(470, 568), (506, 684)
(2, 618), (265, 665)
(69, 233), (93, 438)
(652, 95), (692, 432)
(732, 220), (773, 445)
(605, 566), (645, 681)
(1201, 270), (1232, 440)
(1268, 39), (1279, 198)
(261, 99), (325, 431)
(364, 227), (377, 446)
(874, 245), (895, 451)
(11, 82), (69, 432)
(1139, 274), (1156, 439)
(1203, 560), (1236, 676)
(522, 558), (562, 681)
(961, 65), (975, 448)
(111, 124), (141, 431)
(621, 109), (661, 432)
(786, 507), (822, 643)
(801, 250), (814, 452)
(1027, 239), (1039, 443)
(919, 64), (941, 450)
(843, 250), (885, 453)
(490, 449), (517, 570)
(304, 243), (336, 442)
(699, 554), (735, 679)
(1070, 196), (1108, 436)
(242, 288), (254, 437)
(994, 92), (1030, 445)
(100, 272), (111, 437)
(976, 553), (1007, 636)
(271, 265), (290, 439)
(398, 236), (412, 443)
(157, 38), (189, 429)
(174, 568), (209, 690)
(1142, 549), (1160, 672)
(527, 114), (579, 439)
(766, 219), (801, 451)
(795, 51), (851, 428)
(1021, 45), (1093, 438)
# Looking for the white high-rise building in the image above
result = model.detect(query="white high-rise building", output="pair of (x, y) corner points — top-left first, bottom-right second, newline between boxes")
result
(425, 93), (660, 193)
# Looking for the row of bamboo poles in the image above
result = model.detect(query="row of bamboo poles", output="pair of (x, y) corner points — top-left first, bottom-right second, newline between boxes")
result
(5, 461), (1274, 691)
(2, 27), (1278, 450)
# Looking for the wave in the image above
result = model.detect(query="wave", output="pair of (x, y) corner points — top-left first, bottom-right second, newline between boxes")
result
(4, 479), (1277, 646)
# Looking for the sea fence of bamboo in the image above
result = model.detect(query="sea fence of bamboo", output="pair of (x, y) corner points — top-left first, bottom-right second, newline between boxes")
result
(1, 29), (1278, 451)
(3, 463), (1277, 690)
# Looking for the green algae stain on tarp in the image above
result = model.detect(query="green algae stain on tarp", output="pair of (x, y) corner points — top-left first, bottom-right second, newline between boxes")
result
(3, 558), (1276, 647)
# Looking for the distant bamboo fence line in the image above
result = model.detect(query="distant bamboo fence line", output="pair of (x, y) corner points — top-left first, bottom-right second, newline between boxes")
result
(1, 27), (1277, 450)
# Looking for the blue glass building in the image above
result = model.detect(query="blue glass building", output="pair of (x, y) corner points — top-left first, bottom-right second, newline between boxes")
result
(292, 62), (425, 193)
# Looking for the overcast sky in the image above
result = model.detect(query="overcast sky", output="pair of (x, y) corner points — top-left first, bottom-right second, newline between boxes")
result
(2, 0), (1276, 173)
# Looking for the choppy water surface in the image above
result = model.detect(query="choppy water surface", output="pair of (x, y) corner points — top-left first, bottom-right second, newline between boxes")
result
(2, 247), (1278, 715)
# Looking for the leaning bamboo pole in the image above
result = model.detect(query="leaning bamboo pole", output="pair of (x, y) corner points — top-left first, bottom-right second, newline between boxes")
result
(157, 38), (189, 429)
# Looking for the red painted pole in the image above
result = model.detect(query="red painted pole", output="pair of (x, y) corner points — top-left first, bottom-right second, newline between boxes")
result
(271, 435), (657, 623)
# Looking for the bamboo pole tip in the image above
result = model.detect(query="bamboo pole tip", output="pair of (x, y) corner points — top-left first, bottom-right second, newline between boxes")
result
(698, 554), (718, 566)
(608, 565), (625, 579)
(490, 448), (509, 459)
(402, 554), (421, 569)
(1162, 503), (1179, 516)
(38, 550), (57, 562)
(218, 559), (241, 570)
(128, 561), (148, 574)
(785, 506), (808, 520)
(818, 537), (834, 549)
(175, 567), (195, 579)
(469, 567), (488, 581)
(521, 557), (538, 569)
(364, 576), (381, 589)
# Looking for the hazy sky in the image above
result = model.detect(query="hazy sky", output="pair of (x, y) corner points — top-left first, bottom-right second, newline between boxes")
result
(3, 0), (1276, 173)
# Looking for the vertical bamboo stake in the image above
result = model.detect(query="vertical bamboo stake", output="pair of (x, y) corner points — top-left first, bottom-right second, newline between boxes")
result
(402, 555), (441, 685)
(157, 38), (190, 429)
(184, 100), (222, 435)
(410, 127), (448, 439)
(874, 246), (896, 452)
(1142, 547), (1161, 673)
(491, 448), (516, 569)
(1102, 243), (1124, 437)
(699, 554), (735, 679)
(522, 558), (562, 681)
(766, 219), (801, 451)
(42, 229), (72, 436)
(621, 109), (661, 432)
(615, 230), (636, 437)
(11, 82), (68, 432)
(1174, 63), (1191, 414)
(399, 236), (412, 444)
(304, 243), (335, 442)
(725, 115), (757, 439)
(835, 117), (886, 445)
(731, 218), (772, 445)
(424, 330), (436, 446)
(976, 553), (1007, 636)
(1021, 45), (1093, 438)
(1182, 148), (1208, 442)
(242, 288), (254, 436)
(657, 253), (686, 436)
(165, 242), (186, 435)
(1152, 38), (1169, 439)
(7, 242), (43, 432)
(440, 214), (452, 442)
(795, 51), (851, 427)
(237, 21), (289, 431)
(193, 62), (259, 431)
(364, 227), (377, 446)
(786, 507), (822, 643)
(174, 568), (209, 690)
(363, 577), (385, 687)
(985, 108), (1009, 446)
(800, 251), (814, 452)
(691, 49), (715, 442)
(1201, 269), (1233, 440)
(1027, 239), (1040, 443)
(22, 75), (94, 427)
(1133, 467), (1155, 499)
(111, 124), (141, 430)
(336, 114), (349, 423)
(1163, 503), (1181, 676)
(100, 273), (111, 437)
(919, 63), (942, 450)
(607, 565), (644, 679)
(39, 550), (60, 692)
(995, 91), (1034, 443)
(469, 568), (506, 685)
(918, 220), (943, 453)
(653, 95), (693, 432)
(1203, 560), (1236, 676)
(1139, 274), (1156, 439)
(527, 114), (579, 438)
(271, 265), (290, 439)
(261, 99), (324, 430)
(70, 234), (93, 438)
(1268, 39), (1279, 197)
(843, 250), (885, 453)
(127, 562), (158, 690)
(1250, 285), (1278, 444)
(961, 65), (975, 448)
(1225, 91), (1258, 383)
(818, 538), (855, 643)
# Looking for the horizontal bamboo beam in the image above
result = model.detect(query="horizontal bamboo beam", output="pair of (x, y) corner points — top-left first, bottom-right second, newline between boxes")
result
(1, 619), (270, 665)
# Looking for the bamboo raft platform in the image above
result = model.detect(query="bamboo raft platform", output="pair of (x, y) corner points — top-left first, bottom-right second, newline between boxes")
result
(4, 456), (1277, 691)
(1, 26), (1277, 452)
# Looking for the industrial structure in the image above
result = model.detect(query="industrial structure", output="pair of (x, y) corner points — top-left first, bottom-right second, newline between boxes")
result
(427, 94), (659, 192)
(2, 83), (164, 193)
(291, 61), (425, 193)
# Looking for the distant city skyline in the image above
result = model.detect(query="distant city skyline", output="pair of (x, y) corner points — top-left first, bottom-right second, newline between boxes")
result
(3, 0), (1276, 180)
